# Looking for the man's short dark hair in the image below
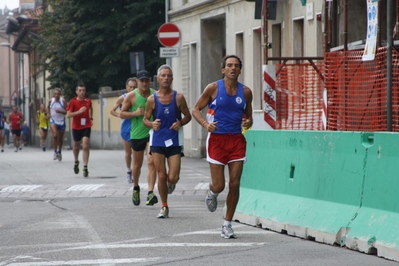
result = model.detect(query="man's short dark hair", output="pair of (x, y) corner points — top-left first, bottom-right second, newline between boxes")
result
(76, 83), (86, 90)
(126, 77), (138, 86)
(221, 55), (243, 69)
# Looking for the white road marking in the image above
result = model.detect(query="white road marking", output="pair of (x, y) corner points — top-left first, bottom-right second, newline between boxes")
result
(194, 182), (228, 190)
(5, 258), (160, 266)
(66, 184), (104, 191)
(73, 242), (267, 250)
(0, 185), (42, 192)
(194, 182), (209, 190)
(129, 182), (226, 191)
(128, 183), (150, 190)
(174, 230), (274, 236)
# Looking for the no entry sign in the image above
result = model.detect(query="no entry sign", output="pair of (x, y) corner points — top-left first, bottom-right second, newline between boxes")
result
(158, 23), (180, 47)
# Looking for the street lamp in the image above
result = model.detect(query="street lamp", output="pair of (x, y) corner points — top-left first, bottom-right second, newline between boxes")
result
(0, 41), (12, 107)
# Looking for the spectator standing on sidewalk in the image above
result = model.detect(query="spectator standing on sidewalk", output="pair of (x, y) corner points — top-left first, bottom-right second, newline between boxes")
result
(9, 106), (24, 152)
(66, 84), (93, 177)
(120, 71), (158, 206)
(143, 65), (191, 218)
(36, 103), (50, 151)
(110, 77), (137, 183)
(191, 55), (253, 239)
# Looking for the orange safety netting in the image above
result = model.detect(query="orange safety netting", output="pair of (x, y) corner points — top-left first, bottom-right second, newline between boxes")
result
(276, 62), (325, 130)
(274, 47), (399, 131)
(325, 47), (388, 131)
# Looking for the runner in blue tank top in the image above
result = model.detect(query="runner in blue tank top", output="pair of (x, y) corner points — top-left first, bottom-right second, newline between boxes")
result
(110, 77), (137, 183)
(207, 79), (246, 134)
(151, 91), (183, 147)
(192, 55), (253, 239)
(143, 64), (192, 219)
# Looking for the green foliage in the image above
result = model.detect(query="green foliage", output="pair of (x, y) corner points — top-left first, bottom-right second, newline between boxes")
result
(35, 0), (165, 99)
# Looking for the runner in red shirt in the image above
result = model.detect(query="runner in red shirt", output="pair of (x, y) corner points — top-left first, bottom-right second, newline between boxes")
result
(9, 106), (24, 152)
(66, 84), (93, 177)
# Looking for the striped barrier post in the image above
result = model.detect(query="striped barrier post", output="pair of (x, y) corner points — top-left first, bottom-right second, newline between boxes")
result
(263, 65), (277, 129)
(322, 88), (327, 130)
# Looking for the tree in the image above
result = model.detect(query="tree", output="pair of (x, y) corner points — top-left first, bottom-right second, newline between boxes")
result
(35, 0), (165, 99)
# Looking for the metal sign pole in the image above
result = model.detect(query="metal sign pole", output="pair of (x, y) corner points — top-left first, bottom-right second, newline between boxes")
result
(165, 0), (171, 67)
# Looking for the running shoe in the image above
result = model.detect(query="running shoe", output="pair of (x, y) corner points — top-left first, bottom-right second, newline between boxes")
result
(167, 181), (176, 194)
(83, 166), (89, 177)
(221, 224), (236, 239)
(1, 148), (3, 152)
(132, 187), (140, 206)
(74, 161), (79, 174)
(146, 192), (158, 206)
(53, 152), (58, 160)
(14, 147), (17, 152)
(205, 189), (218, 212)
(42, 145), (46, 152)
(19, 146), (22, 150)
(157, 206), (169, 218)
(126, 171), (132, 183)
(58, 153), (62, 161)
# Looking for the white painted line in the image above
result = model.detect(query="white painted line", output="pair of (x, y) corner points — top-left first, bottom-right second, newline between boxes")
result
(128, 183), (152, 190)
(194, 182), (228, 190)
(194, 182), (208, 190)
(6, 258), (160, 266)
(128, 182), (228, 191)
(0, 185), (42, 192)
(74, 242), (267, 250)
(66, 184), (104, 191)
(175, 230), (274, 236)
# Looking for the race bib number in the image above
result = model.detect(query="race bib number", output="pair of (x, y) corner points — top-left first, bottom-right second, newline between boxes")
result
(164, 139), (173, 147)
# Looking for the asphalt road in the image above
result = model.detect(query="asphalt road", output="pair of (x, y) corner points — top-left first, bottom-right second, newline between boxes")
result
(0, 146), (397, 266)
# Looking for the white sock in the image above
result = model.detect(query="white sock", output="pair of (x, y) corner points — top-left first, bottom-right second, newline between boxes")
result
(209, 189), (218, 196)
(223, 220), (231, 227)
(127, 168), (131, 173)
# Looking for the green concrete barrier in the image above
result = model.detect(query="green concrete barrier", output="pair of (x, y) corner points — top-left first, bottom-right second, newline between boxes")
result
(344, 132), (399, 260)
(235, 130), (399, 261)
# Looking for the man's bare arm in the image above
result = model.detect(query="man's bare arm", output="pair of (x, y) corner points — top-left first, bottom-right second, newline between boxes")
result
(177, 93), (192, 126)
(110, 95), (124, 118)
(192, 82), (218, 131)
(242, 86), (253, 128)
(120, 92), (139, 119)
(143, 95), (155, 129)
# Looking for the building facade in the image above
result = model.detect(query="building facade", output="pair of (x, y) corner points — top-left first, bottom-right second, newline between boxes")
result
(166, 0), (326, 157)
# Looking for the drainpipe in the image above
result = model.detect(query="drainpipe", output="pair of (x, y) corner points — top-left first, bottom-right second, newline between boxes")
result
(21, 53), (25, 118)
(28, 52), (32, 146)
(8, 35), (11, 107)
(99, 90), (104, 149)
(378, 1), (382, 47)
(263, 0), (268, 64)
(343, 0), (348, 51)
(324, 0), (329, 52)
